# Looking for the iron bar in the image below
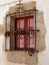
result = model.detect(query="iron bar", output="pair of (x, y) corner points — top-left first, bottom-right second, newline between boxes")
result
(18, 0), (23, 49)
(10, 16), (11, 50)
(5, 16), (7, 51)
(33, 7), (38, 51)
(28, 11), (30, 50)
(19, 0), (21, 49)
(5, 0), (38, 52)
(24, 9), (25, 50)
(6, 9), (34, 16)
(14, 15), (17, 49)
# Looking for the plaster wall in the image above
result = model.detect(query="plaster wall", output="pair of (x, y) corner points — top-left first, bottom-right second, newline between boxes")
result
(0, 0), (48, 65)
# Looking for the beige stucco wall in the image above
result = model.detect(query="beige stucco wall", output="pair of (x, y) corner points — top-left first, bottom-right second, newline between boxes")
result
(0, 24), (5, 34)
(36, 11), (46, 51)
(0, 1), (47, 65)
(4, 11), (46, 65)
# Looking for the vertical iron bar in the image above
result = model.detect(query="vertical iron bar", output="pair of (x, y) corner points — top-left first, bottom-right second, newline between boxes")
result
(15, 19), (16, 50)
(5, 16), (7, 51)
(34, 7), (36, 51)
(29, 11), (30, 50)
(34, 8), (38, 62)
(9, 16), (11, 50)
(24, 11), (25, 50)
(19, 0), (21, 49)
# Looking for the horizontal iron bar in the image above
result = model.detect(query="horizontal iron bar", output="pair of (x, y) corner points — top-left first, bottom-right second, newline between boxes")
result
(6, 9), (38, 16)
(5, 29), (39, 36)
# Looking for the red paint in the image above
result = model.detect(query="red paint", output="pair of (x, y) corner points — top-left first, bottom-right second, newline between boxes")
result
(15, 16), (34, 50)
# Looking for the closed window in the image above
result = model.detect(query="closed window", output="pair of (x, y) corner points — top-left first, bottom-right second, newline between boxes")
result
(15, 16), (34, 50)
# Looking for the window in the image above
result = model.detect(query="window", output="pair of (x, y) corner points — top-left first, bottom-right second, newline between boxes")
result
(15, 16), (34, 50)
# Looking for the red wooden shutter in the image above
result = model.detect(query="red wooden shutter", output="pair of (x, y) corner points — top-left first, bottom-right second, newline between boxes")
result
(15, 16), (34, 50)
